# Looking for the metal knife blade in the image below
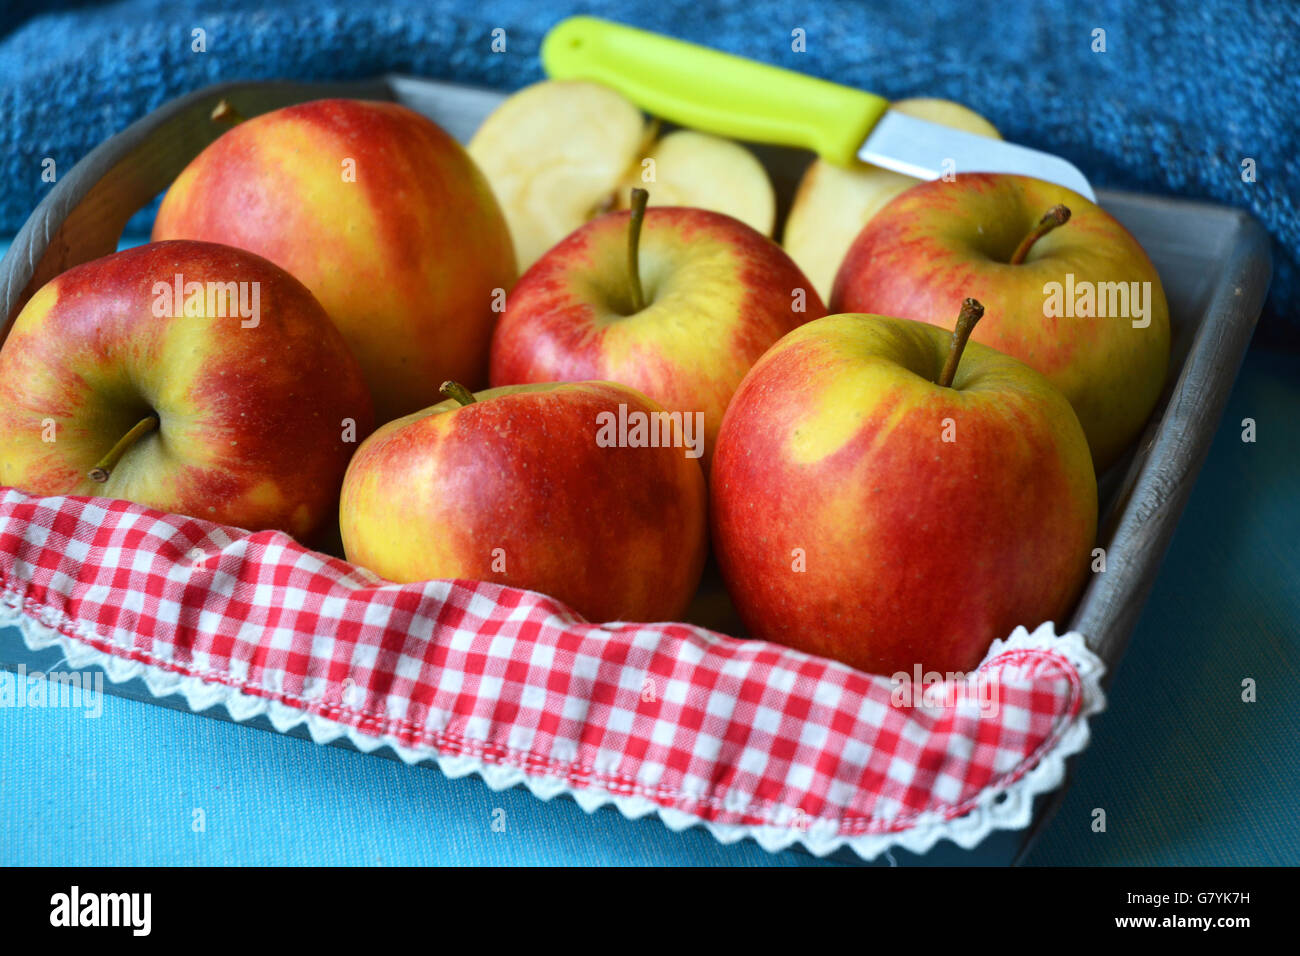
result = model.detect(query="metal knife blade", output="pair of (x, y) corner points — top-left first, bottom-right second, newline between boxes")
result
(859, 110), (1095, 200)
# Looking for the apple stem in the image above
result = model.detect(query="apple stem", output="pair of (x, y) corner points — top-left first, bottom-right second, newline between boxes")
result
(440, 381), (477, 407)
(210, 98), (246, 126)
(937, 298), (986, 389)
(627, 187), (649, 313)
(88, 414), (159, 483)
(1009, 204), (1071, 265)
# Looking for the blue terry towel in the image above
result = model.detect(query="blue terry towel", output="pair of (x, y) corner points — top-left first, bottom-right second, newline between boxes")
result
(1, 0), (1295, 345)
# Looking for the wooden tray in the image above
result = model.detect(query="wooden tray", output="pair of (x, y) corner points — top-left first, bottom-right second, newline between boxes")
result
(0, 77), (1274, 865)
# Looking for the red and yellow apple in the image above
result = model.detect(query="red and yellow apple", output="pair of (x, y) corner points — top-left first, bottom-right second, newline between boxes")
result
(490, 193), (826, 469)
(0, 240), (373, 540)
(831, 173), (1169, 469)
(152, 98), (516, 423)
(710, 303), (1097, 676)
(783, 97), (1001, 302)
(339, 380), (707, 623)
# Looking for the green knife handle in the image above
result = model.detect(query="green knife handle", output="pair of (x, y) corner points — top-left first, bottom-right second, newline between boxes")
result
(541, 16), (889, 166)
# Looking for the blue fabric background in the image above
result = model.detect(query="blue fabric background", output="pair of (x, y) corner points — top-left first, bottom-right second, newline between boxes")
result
(1, 1), (1297, 865)
(0, 0), (1297, 345)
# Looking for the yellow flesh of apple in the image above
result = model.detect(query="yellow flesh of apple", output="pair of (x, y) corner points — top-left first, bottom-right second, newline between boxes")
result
(783, 98), (1002, 302)
(469, 81), (777, 272)
(468, 80), (649, 271)
(615, 129), (775, 237)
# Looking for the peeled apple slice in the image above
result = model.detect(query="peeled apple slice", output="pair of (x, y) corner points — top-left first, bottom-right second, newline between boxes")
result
(783, 98), (1002, 302)
(469, 81), (778, 271)
(469, 80), (649, 271)
(615, 129), (775, 237)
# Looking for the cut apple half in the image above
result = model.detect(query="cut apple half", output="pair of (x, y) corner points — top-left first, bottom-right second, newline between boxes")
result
(783, 98), (1002, 302)
(468, 80), (649, 272)
(469, 80), (777, 271)
(614, 129), (775, 237)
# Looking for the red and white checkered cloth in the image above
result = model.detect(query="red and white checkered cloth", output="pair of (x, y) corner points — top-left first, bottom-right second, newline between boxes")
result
(0, 487), (1105, 859)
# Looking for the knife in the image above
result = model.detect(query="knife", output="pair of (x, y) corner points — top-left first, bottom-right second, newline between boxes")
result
(541, 16), (1095, 201)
